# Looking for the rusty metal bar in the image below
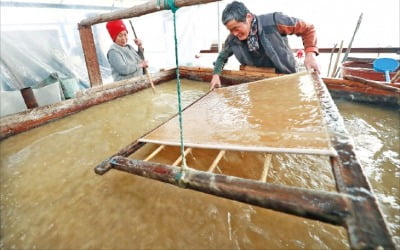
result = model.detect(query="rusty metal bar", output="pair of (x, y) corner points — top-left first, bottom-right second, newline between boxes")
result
(109, 156), (350, 226)
(312, 73), (396, 249)
(201, 47), (400, 54)
(318, 47), (400, 54)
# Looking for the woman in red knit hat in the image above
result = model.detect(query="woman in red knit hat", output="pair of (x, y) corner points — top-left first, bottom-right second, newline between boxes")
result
(106, 19), (148, 81)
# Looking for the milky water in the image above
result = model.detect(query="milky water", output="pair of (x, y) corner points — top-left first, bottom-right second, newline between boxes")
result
(0, 80), (398, 249)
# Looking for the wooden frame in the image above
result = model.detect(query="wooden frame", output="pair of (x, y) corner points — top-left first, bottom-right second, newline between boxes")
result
(1, 2), (397, 247)
(93, 72), (396, 249)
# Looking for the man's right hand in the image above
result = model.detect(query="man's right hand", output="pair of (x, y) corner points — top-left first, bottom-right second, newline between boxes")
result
(210, 74), (222, 90)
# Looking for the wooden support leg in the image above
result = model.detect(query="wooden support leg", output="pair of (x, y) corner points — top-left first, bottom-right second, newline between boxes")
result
(172, 147), (192, 166)
(208, 150), (226, 172)
(144, 145), (165, 162)
(260, 153), (273, 182)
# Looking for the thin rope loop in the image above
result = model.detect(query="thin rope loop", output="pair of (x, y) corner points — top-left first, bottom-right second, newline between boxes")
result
(156, 0), (179, 13)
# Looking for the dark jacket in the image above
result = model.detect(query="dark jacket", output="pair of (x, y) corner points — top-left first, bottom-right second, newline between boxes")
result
(214, 12), (318, 74)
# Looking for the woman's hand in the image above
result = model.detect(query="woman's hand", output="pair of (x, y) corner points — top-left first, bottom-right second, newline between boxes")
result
(134, 38), (143, 50)
(139, 60), (148, 68)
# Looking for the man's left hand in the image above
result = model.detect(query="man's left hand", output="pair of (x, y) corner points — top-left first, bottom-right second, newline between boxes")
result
(304, 52), (320, 74)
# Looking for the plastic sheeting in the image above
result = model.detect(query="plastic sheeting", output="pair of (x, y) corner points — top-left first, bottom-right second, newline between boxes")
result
(1, 29), (89, 90)
(0, 90), (27, 117)
(0, 3), (219, 90)
(140, 72), (336, 156)
(0, 4), (112, 91)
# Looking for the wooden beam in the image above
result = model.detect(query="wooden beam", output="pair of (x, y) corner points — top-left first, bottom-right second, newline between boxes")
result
(78, 0), (223, 27)
(78, 25), (102, 86)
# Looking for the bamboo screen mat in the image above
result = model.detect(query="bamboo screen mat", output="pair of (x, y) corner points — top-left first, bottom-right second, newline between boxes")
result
(139, 72), (336, 156)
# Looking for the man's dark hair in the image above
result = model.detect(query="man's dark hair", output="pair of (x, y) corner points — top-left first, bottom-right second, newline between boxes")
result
(221, 1), (250, 25)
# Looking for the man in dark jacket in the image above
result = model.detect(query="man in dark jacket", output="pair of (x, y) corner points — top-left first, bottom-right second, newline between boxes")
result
(210, 1), (320, 89)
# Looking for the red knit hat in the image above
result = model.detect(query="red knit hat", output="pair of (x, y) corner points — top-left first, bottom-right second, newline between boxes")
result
(106, 20), (128, 41)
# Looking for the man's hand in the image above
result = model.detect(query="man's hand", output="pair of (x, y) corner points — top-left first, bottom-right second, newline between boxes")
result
(304, 52), (320, 74)
(210, 74), (222, 90)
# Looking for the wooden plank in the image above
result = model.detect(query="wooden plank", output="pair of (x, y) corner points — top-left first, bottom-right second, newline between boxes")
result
(239, 65), (276, 73)
(78, 26), (102, 86)
(259, 153), (272, 182)
(78, 0), (223, 27)
(143, 145), (165, 162)
(207, 150), (225, 172)
(343, 75), (400, 92)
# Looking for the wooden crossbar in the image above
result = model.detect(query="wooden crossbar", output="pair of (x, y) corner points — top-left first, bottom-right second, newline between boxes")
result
(207, 150), (226, 172)
(260, 153), (273, 182)
(172, 147), (192, 166)
(144, 145), (165, 162)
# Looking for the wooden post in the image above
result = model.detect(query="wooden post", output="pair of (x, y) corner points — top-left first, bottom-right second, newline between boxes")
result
(20, 87), (39, 109)
(78, 25), (102, 87)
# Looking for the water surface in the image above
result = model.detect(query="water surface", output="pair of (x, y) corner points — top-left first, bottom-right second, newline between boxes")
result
(0, 79), (398, 249)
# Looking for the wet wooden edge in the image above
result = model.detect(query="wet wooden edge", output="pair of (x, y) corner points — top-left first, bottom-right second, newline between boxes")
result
(0, 69), (176, 141)
(311, 73), (396, 249)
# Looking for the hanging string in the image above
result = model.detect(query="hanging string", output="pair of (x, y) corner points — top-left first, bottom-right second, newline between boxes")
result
(157, 0), (188, 171)
(172, 12), (188, 170)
